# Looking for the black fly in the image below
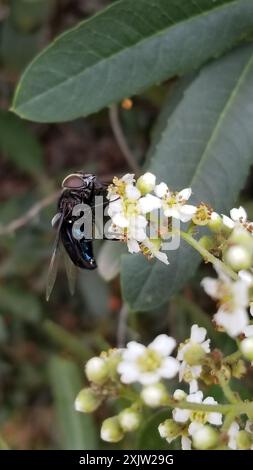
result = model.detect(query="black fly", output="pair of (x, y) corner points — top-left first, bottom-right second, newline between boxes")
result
(46, 172), (109, 300)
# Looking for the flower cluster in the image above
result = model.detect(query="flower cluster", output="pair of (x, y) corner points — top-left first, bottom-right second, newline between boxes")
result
(74, 173), (253, 450)
(75, 323), (253, 450)
(107, 173), (197, 265)
(106, 174), (253, 276)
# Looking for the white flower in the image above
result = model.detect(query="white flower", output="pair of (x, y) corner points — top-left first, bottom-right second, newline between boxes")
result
(117, 334), (179, 385)
(177, 325), (210, 392)
(141, 238), (169, 265)
(154, 185), (196, 223)
(201, 268), (250, 337)
(172, 391), (222, 449)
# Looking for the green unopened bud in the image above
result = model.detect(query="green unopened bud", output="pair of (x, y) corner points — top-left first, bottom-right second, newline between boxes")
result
(192, 425), (219, 450)
(184, 344), (206, 366)
(208, 213), (223, 233)
(136, 172), (156, 195)
(224, 245), (252, 272)
(100, 417), (124, 443)
(85, 357), (109, 384)
(236, 430), (252, 450)
(158, 419), (182, 440)
(229, 227), (253, 250)
(173, 389), (187, 401)
(75, 388), (102, 413)
(141, 383), (167, 408)
(240, 337), (253, 362)
(118, 408), (141, 432)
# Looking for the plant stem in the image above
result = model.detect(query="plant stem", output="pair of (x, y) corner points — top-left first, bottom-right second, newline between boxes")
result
(225, 350), (242, 365)
(222, 411), (237, 433)
(109, 104), (140, 175)
(165, 399), (253, 415)
(180, 230), (238, 281)
(216, 372), (239, 404)
(117, 303), (129, 348)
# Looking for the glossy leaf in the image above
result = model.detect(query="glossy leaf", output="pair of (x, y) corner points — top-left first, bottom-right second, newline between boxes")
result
(13, 0), (253, 122)
(48, 356), (98, 450)
(0, 111), (43, 175)
(122, 44), (253, 311)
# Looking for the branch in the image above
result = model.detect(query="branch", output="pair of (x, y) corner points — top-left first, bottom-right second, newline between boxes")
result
(0, 191), (60, 236)
(109, 104), (141, 176)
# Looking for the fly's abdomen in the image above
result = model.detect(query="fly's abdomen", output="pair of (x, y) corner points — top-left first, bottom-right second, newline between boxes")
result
(60, 220), (97, 269)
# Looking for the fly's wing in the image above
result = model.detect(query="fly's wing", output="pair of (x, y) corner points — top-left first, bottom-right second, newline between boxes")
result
(63, 249), (77, 296)
(46, 212), (64, 301)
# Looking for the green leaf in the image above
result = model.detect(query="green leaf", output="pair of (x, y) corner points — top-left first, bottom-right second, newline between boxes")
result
(122, 44), (253, 312)
(48, 356), (98, 450)
(12, 0), (253, 122)
(0, 110), (43, 175)
(0, 285), (42, 323)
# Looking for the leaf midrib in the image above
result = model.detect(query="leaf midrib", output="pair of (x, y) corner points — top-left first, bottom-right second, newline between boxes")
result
(190, 49), (253, 189)
(14, 0), (241, 111)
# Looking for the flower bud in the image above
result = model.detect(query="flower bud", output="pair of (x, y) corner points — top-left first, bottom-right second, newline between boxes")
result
(158, 419), (182, 440)
(100, 417), (124, 443)
(183, 344), (206, 366)
(173, 389), (187, 401)
(141, 383), (167, 408)
(240, 337), (253, 362)
(136, 172), (156, 195)
(236, 430), (252, 450)
(192, 425), (219, 450)
(75, 388), (102, 413)
(224, 245), (252, 272)
(85, 357), (109, 385)
(118, 408), (141, 432)
(208, 212), (223, 233)
(229, 227), (253, 250)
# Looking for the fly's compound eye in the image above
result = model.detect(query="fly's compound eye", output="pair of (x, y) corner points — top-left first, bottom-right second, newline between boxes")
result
(62, 174), (86, 189)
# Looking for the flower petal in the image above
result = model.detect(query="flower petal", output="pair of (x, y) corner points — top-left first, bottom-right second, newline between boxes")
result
(122, 341), (146, 360)
(181, 436), (192, 450)
(230, 206), (247, 223)
(222, 215), (235, 229)
(201, 277), (219, 299)
(177, 188), (192, 201)
(149, 335), (176, 356)
(154, 182), (168, 198)
(214, 307), (249, 337)
(127, 239), (140, 253)
(159, 357), (180, 379)
(190, 324), (207, 344)
(138, 194), (162, 214)
(172, 408), (190, 423)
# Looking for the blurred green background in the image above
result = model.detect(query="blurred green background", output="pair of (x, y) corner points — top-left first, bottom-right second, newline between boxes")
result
(0, 0), (252, 450)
